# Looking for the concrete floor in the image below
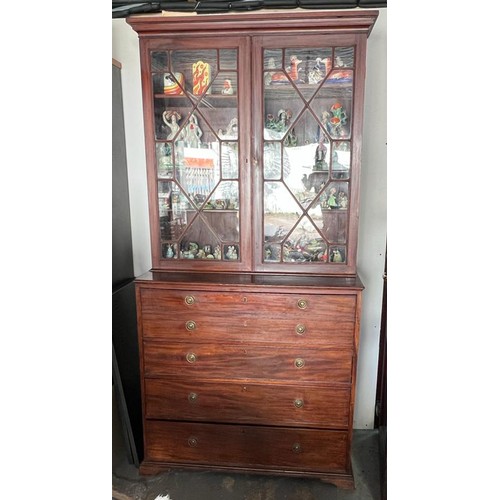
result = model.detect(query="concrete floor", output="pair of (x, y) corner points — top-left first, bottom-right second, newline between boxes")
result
(113, 394), (383, 500)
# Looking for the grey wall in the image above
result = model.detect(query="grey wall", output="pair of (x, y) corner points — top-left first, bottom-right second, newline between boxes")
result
(111, 8), (387, 429)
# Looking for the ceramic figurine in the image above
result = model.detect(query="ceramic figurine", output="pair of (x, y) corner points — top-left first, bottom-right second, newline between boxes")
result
(183, 114), (203, 148)
(331, 248), (344, 263)
(330, 102), (348, 135)
(166, 244), (174, 258)
(266, 109), (292, 134)
(162, 110), (181, 140)
(214, 245), (222, 260)
(163, 72), (184, 95)
(222, 79), (234, 95)
(327, 187), (338, 209)
(308, 57), (324, 84)
(314, 136), (328, 171)
(338, 190), (348, 209)
(192, 60), (211, 95)
(286, 55), (303, 82)
(225, 245), (235, 259)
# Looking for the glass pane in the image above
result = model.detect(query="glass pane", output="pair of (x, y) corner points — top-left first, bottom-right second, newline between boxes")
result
(262, 43), (355, 266)
(153, 47), (240, 264)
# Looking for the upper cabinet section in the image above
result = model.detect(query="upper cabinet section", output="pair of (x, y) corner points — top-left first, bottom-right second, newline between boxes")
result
(128, 10), (378, 275)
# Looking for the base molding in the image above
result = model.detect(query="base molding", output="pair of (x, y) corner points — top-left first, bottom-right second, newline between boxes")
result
(139, 461), (355, 490)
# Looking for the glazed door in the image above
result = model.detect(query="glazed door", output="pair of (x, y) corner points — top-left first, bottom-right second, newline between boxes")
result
(141, 36), (252, 271)
(252, 34), (367, 275)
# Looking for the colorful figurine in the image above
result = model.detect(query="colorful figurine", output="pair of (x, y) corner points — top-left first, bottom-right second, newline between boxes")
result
(265, 109), (292, 134)
(163, 72), (184, 95)
(192, 60), (211, 95)
(287, 55), (303, 82)
(328, 187), (338, 209)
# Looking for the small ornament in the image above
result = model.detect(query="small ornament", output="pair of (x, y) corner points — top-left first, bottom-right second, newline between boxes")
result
(331, 248), (344, 263)
(163, 72), (184, 95)
(338, 190), (348, 209)
(286, 55), (303, 82)
(214, 245), (222, 260)
(165, 244), (174, 258)
(328, 187), (338, 209)
(314, 136), (328, 171)
(222, 79), (234, 95)
(265, 109), (292, 134)
(162, 110), (181, 140)
(225, 245), (238, 260)
(308, 57), (325, 84)
(182, 114), (203, 148)
(192, 60), (211, 95)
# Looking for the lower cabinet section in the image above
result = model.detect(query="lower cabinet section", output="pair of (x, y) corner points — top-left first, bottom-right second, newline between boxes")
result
(144, 420), (349, 474)
(135, 273), (363, 489)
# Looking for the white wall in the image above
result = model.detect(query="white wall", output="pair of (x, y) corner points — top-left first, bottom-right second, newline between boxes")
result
(355, 8), (387, 428)
(112, 9), (387, 429)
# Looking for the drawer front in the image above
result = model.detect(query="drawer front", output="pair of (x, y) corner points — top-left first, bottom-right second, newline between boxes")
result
(139, 289), (356, 348)
(143, 341), (352, 383)
(145, 378), (351, 428)
(145, 420), (349, 473)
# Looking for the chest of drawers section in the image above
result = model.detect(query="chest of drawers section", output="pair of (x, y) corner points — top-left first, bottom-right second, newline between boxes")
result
(135, 274), (363, 488)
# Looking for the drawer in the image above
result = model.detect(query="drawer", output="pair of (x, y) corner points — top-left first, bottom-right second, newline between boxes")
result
(145, 378), (351, 429)
(143, 341), (353, 383)
(145, 420), (349, 473)
(139, 289), (356, 348)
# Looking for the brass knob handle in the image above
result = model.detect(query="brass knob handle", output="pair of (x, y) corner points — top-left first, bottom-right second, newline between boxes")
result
(185, 320), (197, 331)
(188, 392), (198, 403)
(295, 324), (306, 335)
(188, 436), (198, 447)
(292, 442), (302, 454)
(185, 295), (195, 305)
(186, 352), (197, 363)
(297, 298), (308, 310)
(294, 398), (304, 408)
(294, 358), (305, 369)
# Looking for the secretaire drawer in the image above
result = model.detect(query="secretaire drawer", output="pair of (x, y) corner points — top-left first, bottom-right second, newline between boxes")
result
(139, 288), (357, 348)
(143, 341), (353, 383)
(145, 378), (351, 429)
(144, 420), (349, 474)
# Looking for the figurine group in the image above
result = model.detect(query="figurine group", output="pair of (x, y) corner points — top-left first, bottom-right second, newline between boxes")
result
(265, 54), (351, 86)
(162, 111), (203, 147)
(265, 239), (345, 264)
(165, 241), (239, 261)
(325, 186), (348, 210)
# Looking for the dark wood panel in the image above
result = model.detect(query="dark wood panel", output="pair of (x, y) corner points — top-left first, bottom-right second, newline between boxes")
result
(145, 420), (349, 473)
(140, 288), (356, 347)
(143, 341), (352, 383)
(145, 378), (350, 428)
